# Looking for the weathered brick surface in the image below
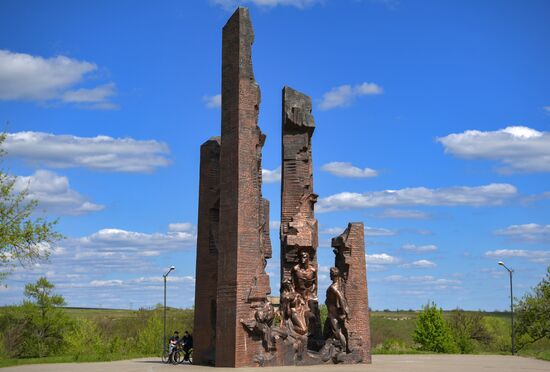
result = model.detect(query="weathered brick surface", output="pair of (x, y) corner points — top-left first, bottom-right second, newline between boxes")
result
(193, 137), (221, 366)
(215, 7), (272, 368)
(280, 86), (317, 288)
(331, 223), (372, 363)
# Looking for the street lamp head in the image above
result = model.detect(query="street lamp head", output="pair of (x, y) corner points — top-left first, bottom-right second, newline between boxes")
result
(498, 261), (504, 266)
(163, 266), (176, 277)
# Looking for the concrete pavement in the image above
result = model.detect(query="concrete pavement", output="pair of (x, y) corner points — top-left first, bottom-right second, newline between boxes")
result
(2, 355), (549, 372)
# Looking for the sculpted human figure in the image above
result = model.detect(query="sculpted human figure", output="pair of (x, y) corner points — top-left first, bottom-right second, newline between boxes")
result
(255, 301), (275, 350)
(281, 278), (308, 335)
(326, 267), (350, 352)
(291, 251), (317, 301)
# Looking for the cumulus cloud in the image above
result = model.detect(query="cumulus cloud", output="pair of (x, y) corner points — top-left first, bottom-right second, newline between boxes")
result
(401, 244), (438, 253)
(0, 49), (117, 109)
(316, 183), (517, 212)
(26, 224), (195, 307)
(377, 208), (431, 219)
(212, 0), (321, 10)
(5, 131), (170, 173)
(77, 226), (195, 251)
(401, 259), (436, 268)
(13, 170), (104, 215)
(366, 253), (399, 265)
(318, 82), (383, 110)
(437, 126), (550, 173)
(494, 223), (550, 243)
(485, 249), (550, 264)
(262, 166), (281, 183)
(321, 162), (378, 178)
(203, 94), (221, 108)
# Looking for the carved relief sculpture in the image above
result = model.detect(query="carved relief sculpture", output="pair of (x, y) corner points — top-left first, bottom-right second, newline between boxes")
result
(280, 86), (323, 351)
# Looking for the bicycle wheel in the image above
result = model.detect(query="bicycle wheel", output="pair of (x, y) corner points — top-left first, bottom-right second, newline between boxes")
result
(161, 350), (170, 364)
(173, 350), (183, 364)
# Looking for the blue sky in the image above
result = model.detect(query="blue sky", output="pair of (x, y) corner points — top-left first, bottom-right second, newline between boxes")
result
(1, 0), (549, 311)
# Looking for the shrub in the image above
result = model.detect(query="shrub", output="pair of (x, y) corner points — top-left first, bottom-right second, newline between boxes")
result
(448, 309), (491, 353)
(413, 302), (457, 353)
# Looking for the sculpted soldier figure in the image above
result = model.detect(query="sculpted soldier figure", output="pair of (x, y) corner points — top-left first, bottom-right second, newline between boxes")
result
(326, 267), (349, 352)
(291, 251), (317, 301)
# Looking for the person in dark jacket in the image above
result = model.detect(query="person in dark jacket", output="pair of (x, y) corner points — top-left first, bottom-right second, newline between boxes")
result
(182, 331), (193, 360)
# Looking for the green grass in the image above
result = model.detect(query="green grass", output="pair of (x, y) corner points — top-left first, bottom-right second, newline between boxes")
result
(1, 307), (548, 366)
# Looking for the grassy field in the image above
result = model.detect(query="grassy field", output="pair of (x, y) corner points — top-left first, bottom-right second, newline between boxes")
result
(1, 307), (548, 368)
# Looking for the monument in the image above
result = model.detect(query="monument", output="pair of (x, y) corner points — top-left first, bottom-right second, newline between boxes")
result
(193, 7), (371, 367)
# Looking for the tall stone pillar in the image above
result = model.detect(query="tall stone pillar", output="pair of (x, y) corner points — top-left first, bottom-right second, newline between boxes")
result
(215, 7), (272, 367)
(330, 223), (372, 363)
(280, 86), (322, 349)
(193, 137), (221, 366)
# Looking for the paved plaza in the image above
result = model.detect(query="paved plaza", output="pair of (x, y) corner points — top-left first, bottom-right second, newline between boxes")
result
(3, 355), (549, 372)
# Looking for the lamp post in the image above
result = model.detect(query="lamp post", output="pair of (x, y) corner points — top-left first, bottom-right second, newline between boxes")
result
(498, 261), (515, 355)
(163, 266), (175, 353)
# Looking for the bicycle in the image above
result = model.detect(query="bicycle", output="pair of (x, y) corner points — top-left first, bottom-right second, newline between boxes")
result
(173, 343), (193, 364)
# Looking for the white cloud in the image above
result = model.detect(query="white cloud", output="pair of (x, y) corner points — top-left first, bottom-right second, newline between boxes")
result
(377, 208), (431, 219)
(90, 279), (123, 287)
(168, 222), (195, 233)
(401, 259), (436, 268)
(14, 170), (104, 215)
(0, 223), (198, 308)
(212, 0), (321, 10)
(77, 226), (195, 250)
(437, 126), (550, 173)
(381, 275), (461, 288)
(366, 253), (398, 264)
(62, 83), (118, 110)
(320, 227), (345, 235)
(365, 226), (396, 236)
(321, 162), (378, 178)
(401, 244), (438, 253)
(485, 249), (550, 264)
(494, 223), (550, 243)
(269, 220), (280, 230)
(203, 94), (221, 108)
(321, 225), (395, 236)
(5, 131), (170, 173)
(317, 183), (517, 212)
(262, 166), (281, 183)
(544, 106), (550, 113)
(318, 82), (383, 110)
(0, 49), (117, 109)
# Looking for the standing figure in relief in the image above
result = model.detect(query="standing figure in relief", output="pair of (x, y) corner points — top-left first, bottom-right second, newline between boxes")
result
(326, 267), (349, 352)
(291, 250), (317, 302)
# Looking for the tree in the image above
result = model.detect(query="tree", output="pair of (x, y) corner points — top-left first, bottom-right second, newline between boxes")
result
(0, 133), (62, 281)
(22, 277), (71, 357)
(413, 302), (458, 353)
(515, 266), (550, 352)
(448, 309), (491, 353)
(1, 277), (72, 357)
